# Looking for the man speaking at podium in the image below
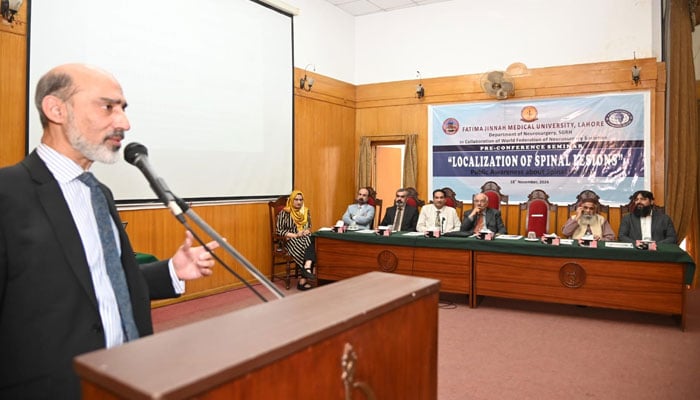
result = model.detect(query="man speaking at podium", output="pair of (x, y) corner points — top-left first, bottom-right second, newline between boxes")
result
(0, 64), (218, 399)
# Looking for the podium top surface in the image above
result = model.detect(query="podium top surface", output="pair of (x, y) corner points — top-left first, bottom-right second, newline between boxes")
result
(74, 272), (440, 399)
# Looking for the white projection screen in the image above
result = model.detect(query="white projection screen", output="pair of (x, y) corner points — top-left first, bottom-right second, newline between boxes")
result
(28, 0), (294, 202)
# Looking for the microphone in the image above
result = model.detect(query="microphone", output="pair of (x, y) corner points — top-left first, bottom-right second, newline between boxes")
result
(124, 142), (184, 218)
(441, 217), (446, 233)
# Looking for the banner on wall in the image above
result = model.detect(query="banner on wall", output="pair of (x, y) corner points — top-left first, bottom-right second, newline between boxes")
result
(428, 92), (650, 205)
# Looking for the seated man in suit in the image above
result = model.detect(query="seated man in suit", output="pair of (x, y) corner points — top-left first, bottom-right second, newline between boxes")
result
(618, 190), (677, 243)
(416, 189), (461, 233)
(562, 197), (615, 241)
(341, 187), (375, 229)
(460, 193), (506, 235)
(380, 188), (418, 231)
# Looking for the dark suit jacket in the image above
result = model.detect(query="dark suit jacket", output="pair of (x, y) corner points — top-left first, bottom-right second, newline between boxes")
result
(460, 207), (507, 235)
(618, 211), (677, 244)
(0, 151), (178, 399)
(380, 205), (418, 231)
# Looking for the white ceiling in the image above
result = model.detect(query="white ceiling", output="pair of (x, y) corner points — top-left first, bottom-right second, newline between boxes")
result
(325, 0), (451, 16)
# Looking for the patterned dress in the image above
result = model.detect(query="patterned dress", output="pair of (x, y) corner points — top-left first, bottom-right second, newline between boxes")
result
(276, 209), (312, 267)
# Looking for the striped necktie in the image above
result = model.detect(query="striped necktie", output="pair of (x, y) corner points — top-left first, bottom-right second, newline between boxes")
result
(78, 172), (140, 341)
(393, 206), (404, 231)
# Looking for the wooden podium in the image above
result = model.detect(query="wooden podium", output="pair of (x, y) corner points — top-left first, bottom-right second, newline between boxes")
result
(75, 272), (440, 399)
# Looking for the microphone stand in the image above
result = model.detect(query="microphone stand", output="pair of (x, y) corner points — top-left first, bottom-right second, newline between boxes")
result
(172, 196), (285, 300)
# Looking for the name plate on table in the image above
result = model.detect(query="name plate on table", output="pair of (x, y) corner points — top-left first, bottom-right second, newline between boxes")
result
(475, 229), (494, 240)
(541, 235), (560, 246)
(495, 235), (522, 240)
(578, 239), (598, 248)
(424, 229), (441, 238)
(376, 226), (392, 236)
(635, 240), (657, 251)
(604, 242), (634, 249)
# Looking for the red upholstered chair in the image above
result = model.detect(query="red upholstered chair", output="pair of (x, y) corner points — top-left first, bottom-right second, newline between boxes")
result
(405, 187), (425, 212)
(476, 181), (509, 227)
(519, 189), (557, 237)
(268, 195), (294, 289)
(480, 181), (509, 211)
(366, 187), (377, 206)
(442, 187), (464, 219)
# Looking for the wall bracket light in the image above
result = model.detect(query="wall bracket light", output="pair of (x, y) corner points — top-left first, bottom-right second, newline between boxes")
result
(631, 52), (641, 86)
(300, 64), (315, 91)
(1, 0), (23, 25)
(415, 70), (425, 99)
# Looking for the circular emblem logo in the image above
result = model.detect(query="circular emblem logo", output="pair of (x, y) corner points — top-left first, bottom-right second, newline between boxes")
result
(376, 250), (399, 272)
(604, 109), (633, 128)
(442, 118), (459, 135)
(559, 262), (586, 288)
(520, 105), (538, 122)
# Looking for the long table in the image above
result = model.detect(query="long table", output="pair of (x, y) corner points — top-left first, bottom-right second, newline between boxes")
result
(314, 231), (696, 328)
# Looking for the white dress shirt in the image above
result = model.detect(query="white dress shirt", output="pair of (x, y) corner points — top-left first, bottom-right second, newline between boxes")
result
(640, 213), (652, 240)
(416, 204), (460, 233)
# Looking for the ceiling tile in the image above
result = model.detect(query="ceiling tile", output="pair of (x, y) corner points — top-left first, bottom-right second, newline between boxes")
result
(334, 1), (383, 16)
(325, 0), (452, 16)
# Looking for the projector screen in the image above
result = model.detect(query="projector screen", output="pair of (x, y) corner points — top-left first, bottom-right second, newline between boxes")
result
(28, 0), (294, 202)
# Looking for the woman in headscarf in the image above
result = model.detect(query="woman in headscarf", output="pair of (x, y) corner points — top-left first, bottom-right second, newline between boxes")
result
(276, 190), (316, 290)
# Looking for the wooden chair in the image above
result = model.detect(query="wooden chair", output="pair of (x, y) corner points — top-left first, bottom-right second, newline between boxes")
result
(519, 189), (558, 237)
(268, 195), (294, 289)
(370, 198), (383, 228)
(567, 190), (610, 219)
(364, 187), (382, 228)
(405, 187), (425, 212)
(479, 181), (509, 226)
(442, 187), (464, 219)
(480, 181), (509, 210)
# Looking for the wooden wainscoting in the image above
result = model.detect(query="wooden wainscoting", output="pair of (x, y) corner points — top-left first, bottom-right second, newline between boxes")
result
(0, 1), (28, 168)
(120, 202), (274, 306)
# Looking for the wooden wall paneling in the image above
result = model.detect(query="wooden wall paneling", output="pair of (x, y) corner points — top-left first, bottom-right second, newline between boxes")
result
(555, 206), (570, 237)
(293, 68), (356, 108)
(120, 203), (275, 306)
(293, 68), (357, 228)
(652, 62), (667, 201)
(355, 104), (429, 203)
(0, 2), (28, 168)
(354, 59), (660, 109)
